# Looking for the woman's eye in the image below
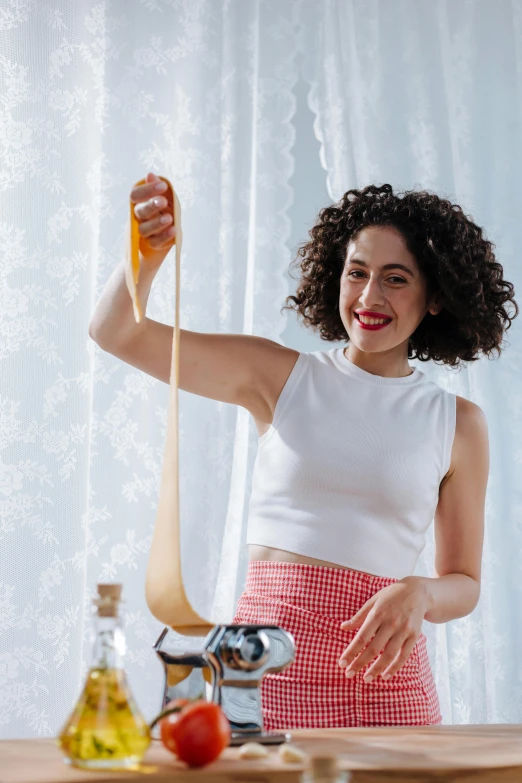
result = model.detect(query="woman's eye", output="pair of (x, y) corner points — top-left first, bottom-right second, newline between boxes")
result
(347, 271), (405, 284)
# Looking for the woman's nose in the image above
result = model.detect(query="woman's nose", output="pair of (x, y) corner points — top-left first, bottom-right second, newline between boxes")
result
(359, 279), (386, 307)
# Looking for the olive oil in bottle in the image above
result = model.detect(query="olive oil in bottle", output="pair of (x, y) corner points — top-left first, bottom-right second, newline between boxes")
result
(57, 584), (151, 769)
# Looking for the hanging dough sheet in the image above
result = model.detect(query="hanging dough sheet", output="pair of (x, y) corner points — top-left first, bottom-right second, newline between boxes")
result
(126, 176), (214, 639)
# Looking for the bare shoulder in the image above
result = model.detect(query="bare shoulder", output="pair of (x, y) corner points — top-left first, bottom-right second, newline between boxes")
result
(444, 395), (489, 482)
(240, 340), (300, 430)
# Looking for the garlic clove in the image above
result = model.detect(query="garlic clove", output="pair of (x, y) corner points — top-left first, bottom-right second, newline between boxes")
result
(238, 741), (270, 760)
(279, 743), (308, 763)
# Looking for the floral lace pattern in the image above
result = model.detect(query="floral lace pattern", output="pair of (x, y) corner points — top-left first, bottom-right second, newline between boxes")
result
(3, 0), (522, 737)
(1, 0), (302, 736)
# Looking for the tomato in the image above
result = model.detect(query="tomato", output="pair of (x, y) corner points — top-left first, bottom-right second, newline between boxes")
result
(158, 698), (190, 755)
(160, 700), (231, 768)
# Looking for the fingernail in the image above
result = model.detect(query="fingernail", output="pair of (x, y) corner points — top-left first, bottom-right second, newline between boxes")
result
(160, 215), (171, 224)
(153, 198), (163, 207)
(364, 675), (374, 683)
(155, 181), (168, 192)
(382, 673), (391, 680)
(166, 226), (176, 236)
(339, 660), (347, 669)
(345, 670), (355, 679)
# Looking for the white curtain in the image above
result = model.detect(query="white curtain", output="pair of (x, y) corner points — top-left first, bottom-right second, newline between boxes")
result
(299, 0), (522, 723)
(1, 0), (301, 737)
(2, 0), (521, 739)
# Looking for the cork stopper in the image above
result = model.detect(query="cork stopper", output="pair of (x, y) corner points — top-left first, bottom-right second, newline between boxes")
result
(306, 755), (340, 782)
(94, 583), (122, 617)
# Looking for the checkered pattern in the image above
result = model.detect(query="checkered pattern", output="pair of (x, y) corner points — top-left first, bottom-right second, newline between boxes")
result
(232, 560), (442, 729)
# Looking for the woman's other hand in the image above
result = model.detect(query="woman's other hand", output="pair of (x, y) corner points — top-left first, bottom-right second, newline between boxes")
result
(338, 576), (429, 682)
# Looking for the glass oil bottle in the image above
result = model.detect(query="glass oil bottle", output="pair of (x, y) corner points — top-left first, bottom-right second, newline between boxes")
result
(57, 583), (151, 769)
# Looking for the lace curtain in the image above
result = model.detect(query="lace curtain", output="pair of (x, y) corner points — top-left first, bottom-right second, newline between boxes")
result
(2, 0), (521, 738)
(1, 0), (301, 737)
(299, 0), (522, 723)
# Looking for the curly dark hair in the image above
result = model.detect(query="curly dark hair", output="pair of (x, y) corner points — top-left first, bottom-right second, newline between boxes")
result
(282, 184), (518, 368)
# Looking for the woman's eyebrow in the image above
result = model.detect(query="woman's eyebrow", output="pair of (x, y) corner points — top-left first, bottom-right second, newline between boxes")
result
(348, 258), (414, 278)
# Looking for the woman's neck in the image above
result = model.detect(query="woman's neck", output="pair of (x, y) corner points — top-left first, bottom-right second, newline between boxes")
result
(343, 345), (414, 379)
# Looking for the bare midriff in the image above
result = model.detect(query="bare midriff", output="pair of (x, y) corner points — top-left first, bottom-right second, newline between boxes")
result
(248, 544), (379, 578)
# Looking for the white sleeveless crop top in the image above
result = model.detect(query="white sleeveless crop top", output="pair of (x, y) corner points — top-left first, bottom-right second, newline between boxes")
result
(246, 347), (457, 579)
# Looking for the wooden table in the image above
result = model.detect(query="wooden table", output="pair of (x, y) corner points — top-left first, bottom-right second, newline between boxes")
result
(2, 726), (522, 783)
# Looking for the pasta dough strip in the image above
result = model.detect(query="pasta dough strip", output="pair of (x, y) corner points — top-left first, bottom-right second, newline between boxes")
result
(126, 177), (214, 638)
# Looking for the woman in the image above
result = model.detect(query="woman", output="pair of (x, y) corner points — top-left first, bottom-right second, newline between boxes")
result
(89, 174), (517, 728)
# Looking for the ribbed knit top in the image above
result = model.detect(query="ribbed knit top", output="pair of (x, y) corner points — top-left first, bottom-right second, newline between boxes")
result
(246, 347), (457, 579)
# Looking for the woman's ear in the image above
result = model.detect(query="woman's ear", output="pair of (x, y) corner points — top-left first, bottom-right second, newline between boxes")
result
(428, 293), (443, 316)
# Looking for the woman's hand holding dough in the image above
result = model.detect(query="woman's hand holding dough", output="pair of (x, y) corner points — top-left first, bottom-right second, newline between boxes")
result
(130, 171), (177, 269)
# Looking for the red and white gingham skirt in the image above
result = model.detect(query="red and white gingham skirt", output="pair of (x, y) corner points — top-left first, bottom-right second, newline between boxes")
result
(231, 560), (442, 729)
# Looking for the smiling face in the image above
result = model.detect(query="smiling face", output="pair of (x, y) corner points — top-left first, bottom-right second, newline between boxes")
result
(340, 225), (440, 366)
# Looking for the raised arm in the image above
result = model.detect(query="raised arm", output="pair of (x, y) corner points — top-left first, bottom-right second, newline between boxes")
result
(88, 173), (297, 418)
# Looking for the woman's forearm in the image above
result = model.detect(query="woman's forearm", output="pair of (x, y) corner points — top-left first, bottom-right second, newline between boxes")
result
(89, 257), (160, 348)
(402, 573), (480, 623)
